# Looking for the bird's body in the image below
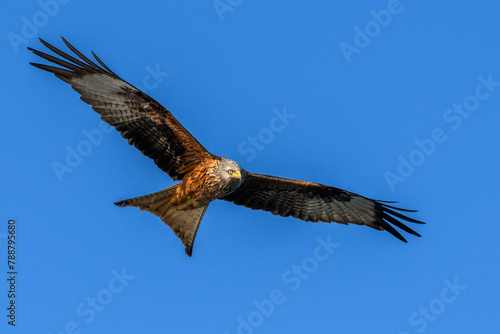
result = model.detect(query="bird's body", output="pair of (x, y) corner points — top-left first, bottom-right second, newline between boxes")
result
(178, 158), (228, 204)
(29, 38), (424, 257)
(165, 157), (244, 207)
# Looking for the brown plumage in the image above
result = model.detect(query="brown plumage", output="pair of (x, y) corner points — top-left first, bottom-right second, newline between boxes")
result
(29, 37), (424, 257)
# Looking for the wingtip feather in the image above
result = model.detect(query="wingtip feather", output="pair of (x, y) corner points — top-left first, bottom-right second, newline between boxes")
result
(114, 200), (128, 207)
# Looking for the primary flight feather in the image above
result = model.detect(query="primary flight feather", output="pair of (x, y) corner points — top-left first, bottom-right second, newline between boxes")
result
(29, 37), (424, 257)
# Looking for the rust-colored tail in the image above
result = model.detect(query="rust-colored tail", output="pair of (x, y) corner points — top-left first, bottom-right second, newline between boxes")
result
(115, 184), (209, 257)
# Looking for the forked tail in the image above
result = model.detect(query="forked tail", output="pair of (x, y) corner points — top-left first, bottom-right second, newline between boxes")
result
(115, 184), (209, 256)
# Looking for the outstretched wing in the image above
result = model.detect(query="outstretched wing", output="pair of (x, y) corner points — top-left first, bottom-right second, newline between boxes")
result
(28, 37), (212, 181)
(220, 172), (424, 241)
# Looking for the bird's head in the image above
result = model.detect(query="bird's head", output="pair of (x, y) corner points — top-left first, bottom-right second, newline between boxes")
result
(215, 158), (245, 196)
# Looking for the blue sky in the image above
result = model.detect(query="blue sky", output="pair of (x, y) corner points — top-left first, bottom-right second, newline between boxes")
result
(1, 1), (499, 333)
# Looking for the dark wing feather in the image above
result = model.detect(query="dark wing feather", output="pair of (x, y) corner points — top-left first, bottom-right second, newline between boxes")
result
(220, 172), (424, 241)
(28, 37), (212, 180)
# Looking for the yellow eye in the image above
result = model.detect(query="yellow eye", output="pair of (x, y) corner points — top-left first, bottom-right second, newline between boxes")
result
(228, 169), (234, 175)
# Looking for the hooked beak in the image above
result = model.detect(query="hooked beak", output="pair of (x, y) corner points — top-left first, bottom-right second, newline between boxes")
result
(230, 170), (241, 180)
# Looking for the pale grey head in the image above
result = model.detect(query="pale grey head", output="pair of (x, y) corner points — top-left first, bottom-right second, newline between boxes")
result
(214, 157), (246, 197)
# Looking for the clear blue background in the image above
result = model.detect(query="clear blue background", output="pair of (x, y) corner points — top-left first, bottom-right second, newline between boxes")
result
(1, 1), (499, 333)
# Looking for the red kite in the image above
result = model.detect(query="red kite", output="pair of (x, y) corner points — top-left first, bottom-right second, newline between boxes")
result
(29, 38), (424, 256)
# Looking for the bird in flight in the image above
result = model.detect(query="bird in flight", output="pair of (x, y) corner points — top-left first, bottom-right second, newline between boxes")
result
(29, 38), (424, 257)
